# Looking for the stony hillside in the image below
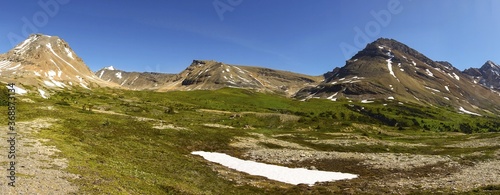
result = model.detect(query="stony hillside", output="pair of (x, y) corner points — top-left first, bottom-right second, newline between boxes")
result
(295, 38), (500, 115)
(0, 34), (118, 97)
(97, 60), (323, 96)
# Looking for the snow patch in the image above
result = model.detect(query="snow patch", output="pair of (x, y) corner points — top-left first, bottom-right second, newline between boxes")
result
(99, 70), (105, 78)
(105, 66), (115, 70)
(387, 96), (395, 100)
(361, 100), (374, 103)
(115, 72), (122, 79)
(38, 89), (48, 99)
(444, 97), (450, 100)
(44, 81), (56, 87)
(386, 58), (399, 82)
(34, 71), (41, 76)
(80, 83), (90, 89)
(425, 86), (441, 93)
(192, 151), (357, 185)
(6, 64), (22, 70)
(452, 73), (460, 80)
(64, 47), (74, 59)
(459, 107), (481, 116)
(425, 69), (434, 77)
(445, 86), (450, 92)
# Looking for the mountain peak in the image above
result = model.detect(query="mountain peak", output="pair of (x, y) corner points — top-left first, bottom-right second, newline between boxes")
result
(0, 34), (118, 92)
(104, 66), (116, 71)
(483, 60), (499, 69)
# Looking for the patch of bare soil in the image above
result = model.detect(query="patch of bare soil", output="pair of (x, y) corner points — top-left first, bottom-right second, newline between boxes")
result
(0, 119), (79, 194)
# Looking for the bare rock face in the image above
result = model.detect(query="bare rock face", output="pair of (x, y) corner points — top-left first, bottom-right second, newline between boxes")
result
(0, 34), (118, 93)
(296, 38), (500, 115)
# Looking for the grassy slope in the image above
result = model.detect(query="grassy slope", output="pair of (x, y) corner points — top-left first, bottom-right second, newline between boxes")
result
(8, 87), (500, 194)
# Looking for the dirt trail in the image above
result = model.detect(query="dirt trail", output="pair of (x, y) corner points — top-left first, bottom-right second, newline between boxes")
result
(0, 118), (78, 194)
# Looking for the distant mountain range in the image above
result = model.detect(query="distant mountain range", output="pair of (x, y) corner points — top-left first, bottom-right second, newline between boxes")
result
(1, 34), (499, 114)
(95, 60), (322, 96)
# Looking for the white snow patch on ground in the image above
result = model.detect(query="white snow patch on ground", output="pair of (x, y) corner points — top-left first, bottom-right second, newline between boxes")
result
(425, 86), (441, 93)
(44, 81), (56, 87)
(361, 100), (374, 103)
(64, 47), (74, 59)
(6, 85), (28, 95)
(386, 58), (399, 82)
(38, 89), (48, 99)
(6, 63), (22, 70)
(48, 70), (57, 78)
(130, 76), (139, 85)
(51, 80), (66, 88)
(425, 69), (434, 77)
(34, 71), (41, 76)
(387, 96), (395, 100)
(192, 151), (357, 185)
(80, 83), (90, 89)
(444, 97), (450, 100)
(99, 70), (105, 78)
(327, 93), (338, 101)
(459, 107), (481, 116)
(115, 72), (122, 79)
(445, 86), (450, 92)
(76, 76), (83, 83)
(105, 66), (115, 70)
(452, 73), (460, 80)
(49, 59), (62, 72)
(412, 60), (416, 66)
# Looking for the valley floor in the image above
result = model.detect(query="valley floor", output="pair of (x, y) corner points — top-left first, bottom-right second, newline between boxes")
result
(5, 88), (499, 194)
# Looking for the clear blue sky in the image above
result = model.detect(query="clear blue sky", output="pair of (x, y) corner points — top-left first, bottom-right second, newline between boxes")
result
(1, 0), (499, 75)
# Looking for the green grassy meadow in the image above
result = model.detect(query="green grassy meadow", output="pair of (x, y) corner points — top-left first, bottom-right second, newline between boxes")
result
(6, 87), (500, 194)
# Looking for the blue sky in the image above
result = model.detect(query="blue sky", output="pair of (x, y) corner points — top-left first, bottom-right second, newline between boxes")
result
(1, 0), (499, 75)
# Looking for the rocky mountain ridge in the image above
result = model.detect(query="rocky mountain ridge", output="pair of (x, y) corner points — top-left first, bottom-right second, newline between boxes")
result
(295, 38), (500, 115)
(97, 60), (323, 96)
(463, 60), (500, 91)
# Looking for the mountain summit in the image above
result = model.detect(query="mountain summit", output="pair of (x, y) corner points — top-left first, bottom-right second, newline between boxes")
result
(463, 60), (500, 90)
(0, 34), (117, 96)
(296, 38), (500, 114)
